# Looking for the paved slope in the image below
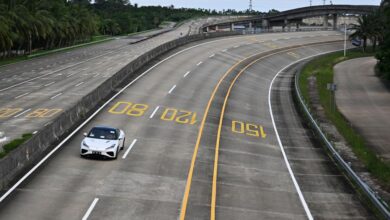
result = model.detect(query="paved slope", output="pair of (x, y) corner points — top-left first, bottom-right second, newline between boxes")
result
(334, 57), (390, 161)
(0, 32), (373, 220)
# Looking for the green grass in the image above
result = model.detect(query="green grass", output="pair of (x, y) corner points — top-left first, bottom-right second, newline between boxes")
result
(0, 133), (33, 159)
(299, 48), (390, 189)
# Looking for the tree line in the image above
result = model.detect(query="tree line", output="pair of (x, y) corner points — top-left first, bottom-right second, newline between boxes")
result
(0, 0), (261, 58)
(350, 0), (390, 80)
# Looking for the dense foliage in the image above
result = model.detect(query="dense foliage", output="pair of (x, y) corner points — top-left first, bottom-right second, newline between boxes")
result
(376, 0), (390, 80)
(0, 0), (262, 58)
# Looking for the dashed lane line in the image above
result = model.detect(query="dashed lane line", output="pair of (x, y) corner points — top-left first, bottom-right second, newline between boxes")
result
(168, 85), (177, 94)
(13, 109), (31, 118)
(50, 93), (62, 100)
(82, 198), (99, 220)
(122, 139), (137, 159)
(149, 106), (160, 119)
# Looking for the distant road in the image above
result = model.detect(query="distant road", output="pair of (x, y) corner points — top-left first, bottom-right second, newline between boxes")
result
(334, 57), (390, 161)
(0, 17), (234, 142)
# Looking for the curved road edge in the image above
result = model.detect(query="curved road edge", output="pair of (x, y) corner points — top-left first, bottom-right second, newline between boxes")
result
(294, 57), (390, 219)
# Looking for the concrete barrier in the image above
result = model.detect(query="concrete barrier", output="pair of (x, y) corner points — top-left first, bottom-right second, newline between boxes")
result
(0, 31), (240, 191)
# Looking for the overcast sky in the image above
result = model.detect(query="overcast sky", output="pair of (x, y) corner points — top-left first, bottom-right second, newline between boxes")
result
(131, 0), (381, 11)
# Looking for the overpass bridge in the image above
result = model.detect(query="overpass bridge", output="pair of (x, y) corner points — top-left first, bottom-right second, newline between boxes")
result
(202, 4), (379, 32)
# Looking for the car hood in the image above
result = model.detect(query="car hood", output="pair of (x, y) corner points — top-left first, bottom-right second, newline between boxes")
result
(83, 138), (118, 150)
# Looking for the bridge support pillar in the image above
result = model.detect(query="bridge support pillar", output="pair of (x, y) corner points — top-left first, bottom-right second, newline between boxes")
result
(262, 19), (269, 30)
(296, 22), (300, 31)
(206, 26), (210, 32)
(230, 23), (235, 31)
(333, 14), (338, 30)
(215, 25), (219, 31)
(284, 19), (290, 32)
(323, 15), (329, 29)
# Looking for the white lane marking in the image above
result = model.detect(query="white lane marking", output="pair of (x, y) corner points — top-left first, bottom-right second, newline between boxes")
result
(50, 93), (62, 100)
(183, 71), (191, 78)
(82, 198), (99, 220)
(196, 61), (203, 66)
(44, 82), (55, 87)
(0, 34), (246, 203)
(268, 48), (345, 220)
(75, 82), (85, 87)
(149, 106), (160, 119)
(66, 72), (77, 78)
(14, 92), (30, 99)
(122, 139), (137, 159)
(222, 49), (227, 52)
(209, 54), (215, 58)
(234, 45), (240, 48)
(168, 85), (176, 94)
(32, 131), (38, 134)
(81, 67), (89, 71)
(13, 109), (31, 118)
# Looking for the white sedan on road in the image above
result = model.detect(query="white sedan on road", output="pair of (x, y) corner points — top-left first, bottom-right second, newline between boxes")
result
(80, 126), (125, 159)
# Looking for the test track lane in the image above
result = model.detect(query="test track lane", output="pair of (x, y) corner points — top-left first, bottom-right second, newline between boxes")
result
(179, 41), (344, 220)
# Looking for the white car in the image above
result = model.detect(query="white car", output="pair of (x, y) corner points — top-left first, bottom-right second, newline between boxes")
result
(80, 126), (125, 159)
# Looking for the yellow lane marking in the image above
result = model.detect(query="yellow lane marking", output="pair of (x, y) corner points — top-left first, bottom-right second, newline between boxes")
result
(179, 57), (247, 220)
(181, 41), (339, 219)
(210, 54), (275, 220)
(0, 108), (23, 118)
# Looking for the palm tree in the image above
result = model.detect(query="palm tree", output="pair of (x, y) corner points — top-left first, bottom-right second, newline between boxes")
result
(349, 15), (371, 52)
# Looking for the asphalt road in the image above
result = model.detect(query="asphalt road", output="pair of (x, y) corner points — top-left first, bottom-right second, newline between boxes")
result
(334, 57), (390, 161)
(272, 63), (374, 219)
(0, 31), (374, 219)
(0, 17), (230, 143)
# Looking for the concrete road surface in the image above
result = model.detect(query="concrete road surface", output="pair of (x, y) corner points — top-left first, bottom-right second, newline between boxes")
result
(0, 32), (374, 219)
(334, 57), (390, 161)
(0, 18), (232, 143)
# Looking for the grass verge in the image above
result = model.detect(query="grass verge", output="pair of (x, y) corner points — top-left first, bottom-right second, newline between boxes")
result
(0, 133), (33, 159)
(299, 48), (390, 189)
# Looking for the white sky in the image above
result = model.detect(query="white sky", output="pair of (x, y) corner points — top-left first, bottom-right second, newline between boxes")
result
(130, 0), (381, 11)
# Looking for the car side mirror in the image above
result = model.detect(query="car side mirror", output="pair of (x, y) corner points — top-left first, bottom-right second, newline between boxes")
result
(83, 133), (87, 137)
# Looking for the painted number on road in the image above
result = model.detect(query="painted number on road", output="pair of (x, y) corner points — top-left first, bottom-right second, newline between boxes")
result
(160, 108), (197, 125)
(109, 101), (149, 117)
(26, 108), (62, 118)
(0, 108), (22, 118)
(231, 120), (266, 138)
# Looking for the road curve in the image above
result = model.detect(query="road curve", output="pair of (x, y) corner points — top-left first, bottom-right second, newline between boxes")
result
(0, 31), (373, 219)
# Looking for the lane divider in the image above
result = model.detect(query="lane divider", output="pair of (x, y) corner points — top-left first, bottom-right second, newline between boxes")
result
(82, 198), (99, 220)
(183, 71), (191, 78)
(168, 85), (177, 94)
(13, 109), (31, 118)
(149, 106), (160, 119)
(122, 139), (137, 159)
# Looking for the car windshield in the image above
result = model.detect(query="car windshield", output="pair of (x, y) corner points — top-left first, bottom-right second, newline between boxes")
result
(87, 127), (118, 140)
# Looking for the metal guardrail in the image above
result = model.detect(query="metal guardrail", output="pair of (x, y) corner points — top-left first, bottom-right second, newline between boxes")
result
(294, 67), (390, 219)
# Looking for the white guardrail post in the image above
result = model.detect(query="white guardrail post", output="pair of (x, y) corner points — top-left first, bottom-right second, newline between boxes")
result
(294, 69), (390, 219)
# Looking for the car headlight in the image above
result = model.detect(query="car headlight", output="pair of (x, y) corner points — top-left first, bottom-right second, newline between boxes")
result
(106, 144), (116, 150)
(82, 141), (89, 148)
